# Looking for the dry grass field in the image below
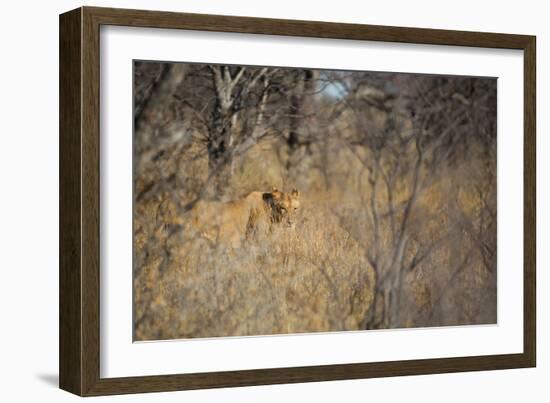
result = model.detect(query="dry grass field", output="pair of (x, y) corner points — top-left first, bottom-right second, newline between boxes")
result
(133, 62), (497, 340)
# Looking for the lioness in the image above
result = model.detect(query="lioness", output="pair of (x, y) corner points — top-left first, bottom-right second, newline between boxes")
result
(187, 188), (300, 246)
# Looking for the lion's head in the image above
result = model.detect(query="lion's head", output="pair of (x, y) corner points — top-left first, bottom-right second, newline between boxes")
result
(263, 187), (301, 229)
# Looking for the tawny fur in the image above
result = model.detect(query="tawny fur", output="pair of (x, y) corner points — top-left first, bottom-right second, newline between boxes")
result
(187, 189), (300, 246)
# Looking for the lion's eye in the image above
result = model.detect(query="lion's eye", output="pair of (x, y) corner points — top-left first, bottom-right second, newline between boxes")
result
(281, 207), (287, 213)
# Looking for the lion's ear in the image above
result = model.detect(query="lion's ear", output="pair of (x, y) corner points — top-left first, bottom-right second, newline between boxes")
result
(291, 188), (300, 197)
(271, 186), (278, 193)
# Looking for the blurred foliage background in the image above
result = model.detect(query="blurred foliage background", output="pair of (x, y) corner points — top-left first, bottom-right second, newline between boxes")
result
(133, 61), (497, 340)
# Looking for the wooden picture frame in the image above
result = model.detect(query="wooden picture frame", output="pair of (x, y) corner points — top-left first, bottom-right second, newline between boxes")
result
(59, 6), (536, 396)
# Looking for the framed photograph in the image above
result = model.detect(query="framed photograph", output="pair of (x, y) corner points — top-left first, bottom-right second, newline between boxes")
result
(59, 6), (536, 396)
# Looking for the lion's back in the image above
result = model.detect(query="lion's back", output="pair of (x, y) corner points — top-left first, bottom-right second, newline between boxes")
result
(186, 191), (268, 245)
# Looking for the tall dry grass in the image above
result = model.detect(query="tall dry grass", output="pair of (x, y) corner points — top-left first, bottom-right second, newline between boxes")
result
(134, 141), (496, 340)
(135, 184), (375, 340)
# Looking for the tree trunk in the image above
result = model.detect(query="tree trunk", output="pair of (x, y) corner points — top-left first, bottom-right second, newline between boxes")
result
(134, 63), (187, 200)
(286, 70), (317, 185)
(365, 287), (390, 330)
(207, 147), (233, 198)
(207, 96), (235, 198)
(135, 63), (187, 137)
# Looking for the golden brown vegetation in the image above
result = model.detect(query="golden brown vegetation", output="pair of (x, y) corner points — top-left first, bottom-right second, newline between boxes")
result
(133, 62), (496, 340)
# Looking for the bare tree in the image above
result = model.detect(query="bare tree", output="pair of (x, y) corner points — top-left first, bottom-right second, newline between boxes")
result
(133, 62), (188, 202)
(330, 73), (497, 329)
(285, 69), (320, 182)
(172, 64), (296, 197)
